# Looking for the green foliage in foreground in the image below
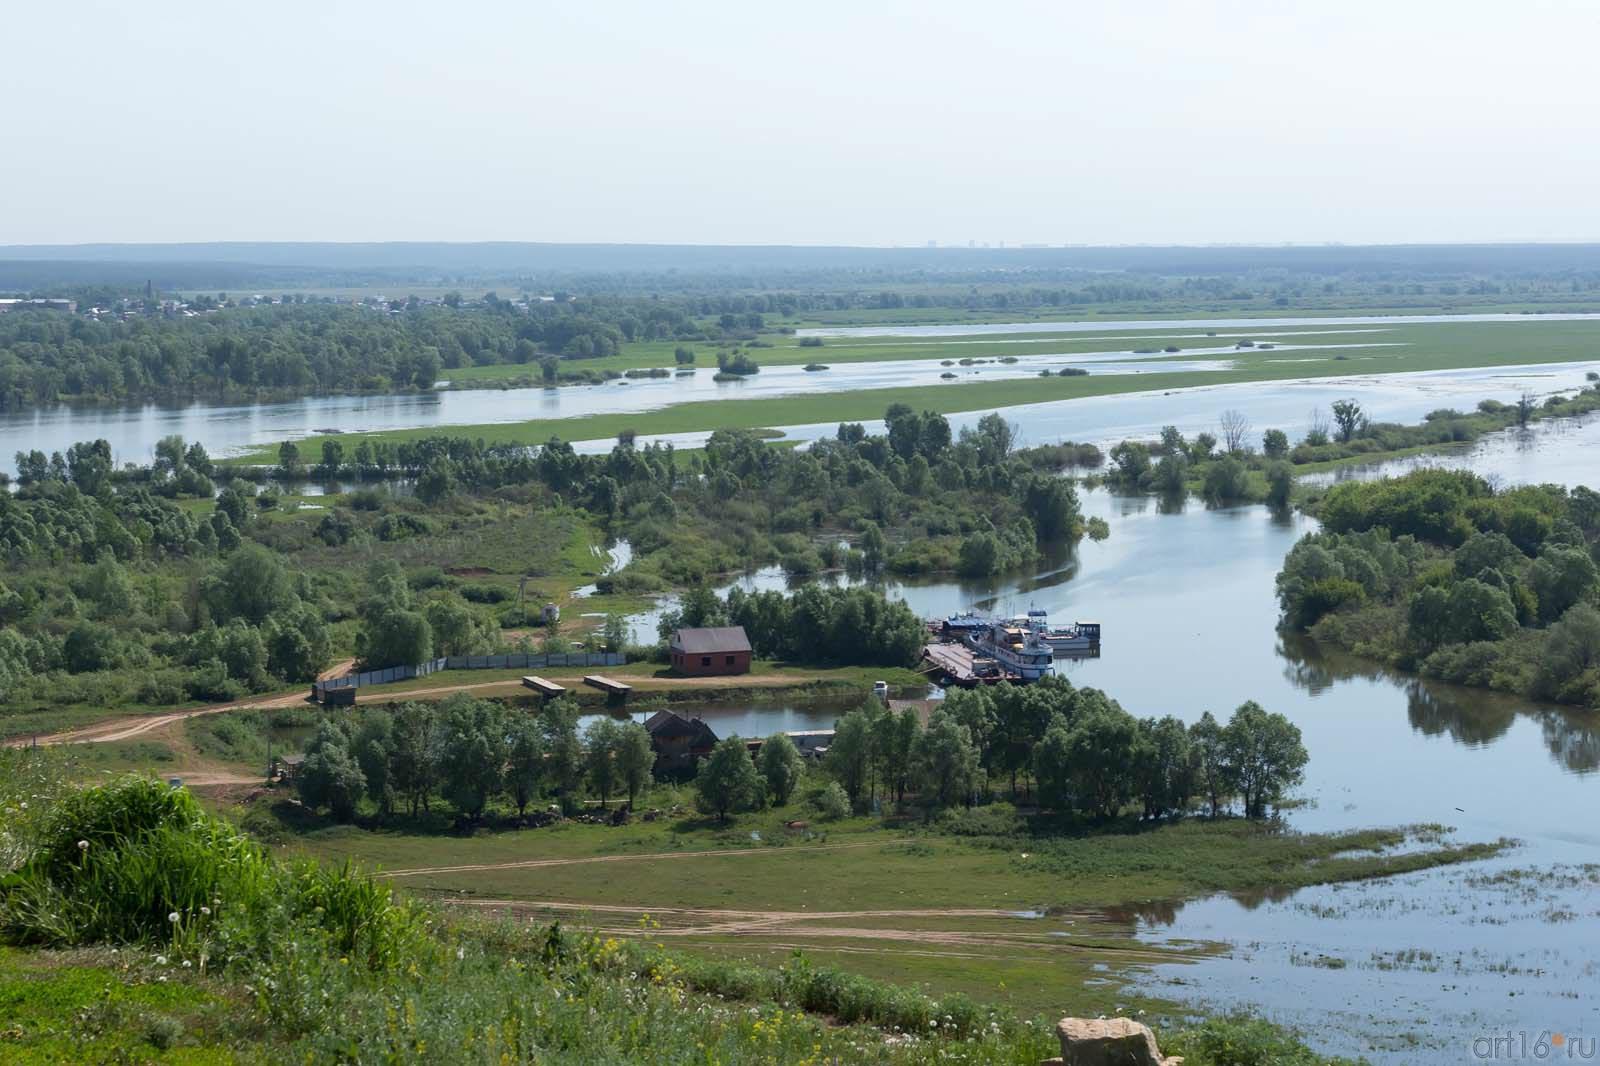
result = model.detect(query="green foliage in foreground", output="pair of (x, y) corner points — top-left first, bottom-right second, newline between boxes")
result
(0, 757), (1358, 1064)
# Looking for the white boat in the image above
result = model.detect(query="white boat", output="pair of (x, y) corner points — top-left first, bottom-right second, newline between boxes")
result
(962, 619), (1054, 680)
(1021, 608), (1102, 653)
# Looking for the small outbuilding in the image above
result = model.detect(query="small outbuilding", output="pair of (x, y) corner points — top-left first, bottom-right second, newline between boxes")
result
(669, 625), (752, 676)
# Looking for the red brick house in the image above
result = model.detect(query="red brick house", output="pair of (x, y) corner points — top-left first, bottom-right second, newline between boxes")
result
(669, 626), (752, 676)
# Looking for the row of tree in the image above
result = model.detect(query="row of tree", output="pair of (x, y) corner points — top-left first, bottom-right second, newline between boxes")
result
(297, 695), (655, 822)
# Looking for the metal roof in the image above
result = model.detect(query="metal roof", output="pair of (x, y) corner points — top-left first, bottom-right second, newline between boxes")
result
(669, 625), (752, 654)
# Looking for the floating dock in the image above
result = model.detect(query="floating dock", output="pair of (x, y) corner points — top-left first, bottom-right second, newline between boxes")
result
(920, 642), (1017, 686)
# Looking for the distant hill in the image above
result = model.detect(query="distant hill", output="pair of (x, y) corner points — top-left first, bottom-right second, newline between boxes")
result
(3, 241), (1599, 292)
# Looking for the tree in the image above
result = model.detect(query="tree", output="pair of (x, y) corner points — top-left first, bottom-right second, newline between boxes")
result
(205, 543), (296, 624)
(1221, 701), (1308, 819)
(1030, 712), (1075, 811)
(910, 710), (981, 812)
(1266, 462), (1293, 509)
(824, 709), (874, 803)
(815, 781), (850, 820)
(350, 713), (395, 817)
(505, 717), (547, 816)
(298, 725), (367, 821)
(1219, 409), (1252, 455)
(542, 699), (586, 813)
(615, 722), (656, 807)
(439, 697), (505, 820)
(1331, 399), (1365, 443)
(1189, 711), (1232, 817)
(759, 732), (805, 807)
(358, 605), (432, 669)
(1064, 705), (1139, 819)
(425, 596), (485, 657)
(696, 736), (763, 822)
(1262, 428), (1289, 459)
(1132, 716), (1194, 820)
(277, 441), (304, 479)
(585, 717), (624, 807)
(264, 602), (332, 682)
(388, 702), (440, 817)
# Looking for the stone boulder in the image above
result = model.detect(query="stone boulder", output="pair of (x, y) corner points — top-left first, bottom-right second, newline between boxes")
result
(1039, 1017), (1181, 1066)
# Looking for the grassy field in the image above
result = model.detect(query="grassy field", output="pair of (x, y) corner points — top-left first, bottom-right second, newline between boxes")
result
(235, 318), (1600, 460)
(256, 795), (1504, 1022)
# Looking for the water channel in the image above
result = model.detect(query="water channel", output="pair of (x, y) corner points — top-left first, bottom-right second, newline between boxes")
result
(597, 413), (1600, 1063)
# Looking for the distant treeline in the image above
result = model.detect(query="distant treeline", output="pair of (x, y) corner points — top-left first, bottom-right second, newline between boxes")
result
(0, 298), (720, 408)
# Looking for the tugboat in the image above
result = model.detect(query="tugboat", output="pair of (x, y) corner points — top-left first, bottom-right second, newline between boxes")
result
(1022, 608), (1102, 654)
(962, 618), (1054, 681)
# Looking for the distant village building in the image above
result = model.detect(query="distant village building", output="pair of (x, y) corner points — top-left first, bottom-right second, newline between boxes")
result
(668, 626), (752, 676)
(643, 709), (718, 773)
(0, 298), (76, 313)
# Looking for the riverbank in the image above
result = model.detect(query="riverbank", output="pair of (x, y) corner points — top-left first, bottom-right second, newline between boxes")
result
(221, 317), (1600, 462)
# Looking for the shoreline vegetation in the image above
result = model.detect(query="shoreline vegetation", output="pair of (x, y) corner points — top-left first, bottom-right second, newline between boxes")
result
(1276, 466), (1600, 712)
(1093, 375), (1600, 506)
(1, 694), (1502, 1063)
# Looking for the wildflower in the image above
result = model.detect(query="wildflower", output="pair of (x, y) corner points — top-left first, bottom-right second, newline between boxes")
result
(200, 906), (211, 916)
(77, 840), (89, 851)
(181, 960), (192, 968)
(456, 946), (465, 961)
(155, 955), (168, 965)
(168, 912), (180, 924)
(157, 975), (168, 983)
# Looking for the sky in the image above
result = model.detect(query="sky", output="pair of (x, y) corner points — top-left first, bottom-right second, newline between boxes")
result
(6, 0), (1600, 247)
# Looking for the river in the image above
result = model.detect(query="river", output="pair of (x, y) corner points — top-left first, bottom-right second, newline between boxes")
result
(597, 415), (1600, 1064)
(5, 311), (1599, 476)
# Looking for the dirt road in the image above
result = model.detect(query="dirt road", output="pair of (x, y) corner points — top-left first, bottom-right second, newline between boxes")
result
(383, 840), (890, 878)
(11, 668), (843, 750)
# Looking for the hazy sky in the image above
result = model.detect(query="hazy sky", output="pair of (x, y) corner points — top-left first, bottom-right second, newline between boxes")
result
(7, 1), (1600, 247)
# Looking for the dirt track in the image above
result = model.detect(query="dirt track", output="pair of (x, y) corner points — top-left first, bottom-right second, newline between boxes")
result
(10, 667), (835, 751)
(383, 840), (890, 878)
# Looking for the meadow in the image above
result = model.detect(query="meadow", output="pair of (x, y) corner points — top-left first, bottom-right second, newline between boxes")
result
(238, 317), (1600, 459)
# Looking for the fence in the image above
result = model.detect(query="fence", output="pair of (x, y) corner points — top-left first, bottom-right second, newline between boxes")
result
(312, 651), (626, 699)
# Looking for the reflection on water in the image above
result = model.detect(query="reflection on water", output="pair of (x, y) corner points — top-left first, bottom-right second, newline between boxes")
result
(614, 471), (1600, 1063)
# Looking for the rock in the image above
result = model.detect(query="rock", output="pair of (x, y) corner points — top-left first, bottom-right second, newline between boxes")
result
(1043, 1018), (1181, 1066)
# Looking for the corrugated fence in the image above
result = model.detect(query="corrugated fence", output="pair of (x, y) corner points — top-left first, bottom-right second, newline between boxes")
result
(312, 652), (626, 698)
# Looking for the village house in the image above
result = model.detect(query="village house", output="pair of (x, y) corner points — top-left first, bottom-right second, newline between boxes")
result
(643, 709), (719, 774)
(668, 625), (752, 676)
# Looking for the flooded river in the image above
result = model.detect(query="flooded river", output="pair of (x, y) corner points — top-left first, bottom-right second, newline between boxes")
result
(608, 417), (1600, 1063)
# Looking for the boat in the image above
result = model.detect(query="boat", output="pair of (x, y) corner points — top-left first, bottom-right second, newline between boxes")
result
(1020, 608), (1102, 654)
(961, 618), (1054, 681)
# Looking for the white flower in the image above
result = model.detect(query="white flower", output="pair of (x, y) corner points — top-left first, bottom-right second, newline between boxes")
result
(168, 912), (180, 923)
(456, 946), (465, 960)
(157, 975), (168, 982)
(77, 840), (89, 850)
(200, 906), (211, 916)
(181, 960), (192, 968)
(155, 955), (168, 965)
